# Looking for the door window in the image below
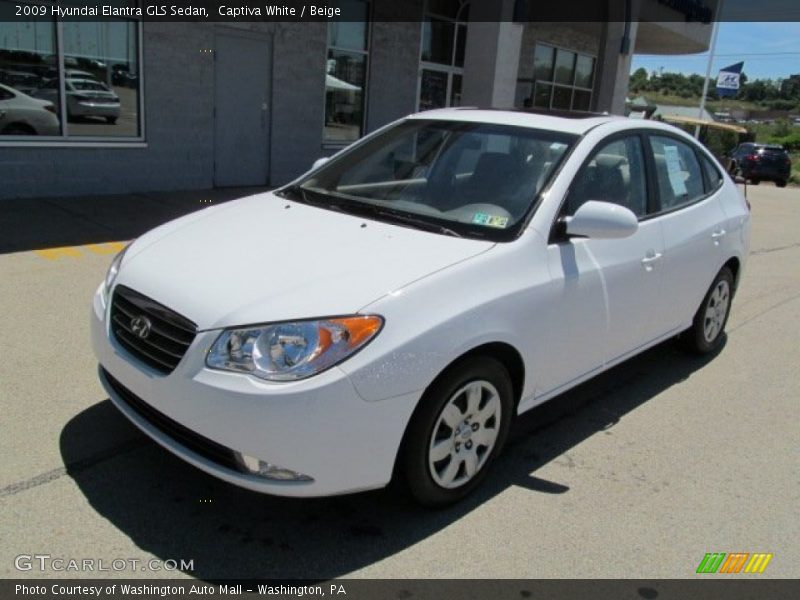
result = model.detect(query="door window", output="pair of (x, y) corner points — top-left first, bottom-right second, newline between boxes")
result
(650, 136), (705, 211)
(700, 154), (723, 192)
(564, 135), (648, 218)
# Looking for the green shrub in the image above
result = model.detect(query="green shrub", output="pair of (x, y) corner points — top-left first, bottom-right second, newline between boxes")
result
(767, 132), (800, 152)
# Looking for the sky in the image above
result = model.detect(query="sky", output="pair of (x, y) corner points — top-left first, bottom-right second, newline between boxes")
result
(631, 22), (800, 82)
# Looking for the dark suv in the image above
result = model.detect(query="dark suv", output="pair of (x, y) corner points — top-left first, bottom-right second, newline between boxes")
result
(727, 143), (791, 187)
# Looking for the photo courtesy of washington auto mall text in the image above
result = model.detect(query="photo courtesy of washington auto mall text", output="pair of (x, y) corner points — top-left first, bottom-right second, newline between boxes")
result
(13, 583), (346, 598)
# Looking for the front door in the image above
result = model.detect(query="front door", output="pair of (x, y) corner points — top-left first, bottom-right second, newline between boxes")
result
(541, 134), (666, 394)
(214, 30), (271, 187)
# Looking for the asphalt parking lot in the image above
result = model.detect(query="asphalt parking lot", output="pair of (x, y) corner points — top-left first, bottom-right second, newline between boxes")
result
(0, 184), (798, 580)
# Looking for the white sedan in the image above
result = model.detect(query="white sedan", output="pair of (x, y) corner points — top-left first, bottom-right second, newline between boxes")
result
(0, 83), (60, 136)
(92, 109), (750, 506)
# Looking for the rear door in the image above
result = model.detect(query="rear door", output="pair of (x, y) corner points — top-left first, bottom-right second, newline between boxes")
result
(647, 134), (728, 332)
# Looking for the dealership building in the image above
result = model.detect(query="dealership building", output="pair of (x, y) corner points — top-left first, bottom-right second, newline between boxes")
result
(0, 0), (715, 199)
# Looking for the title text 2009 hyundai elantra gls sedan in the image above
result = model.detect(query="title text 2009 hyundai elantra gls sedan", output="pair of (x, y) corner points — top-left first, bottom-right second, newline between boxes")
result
(92, 109), (750, 505)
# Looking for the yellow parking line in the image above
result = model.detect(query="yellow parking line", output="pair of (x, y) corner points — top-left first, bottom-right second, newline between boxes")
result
(85, 242), (127, 255)
(34, 241), (126, 261)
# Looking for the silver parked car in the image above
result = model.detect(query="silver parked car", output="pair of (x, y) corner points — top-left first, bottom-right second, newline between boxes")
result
(34, 78), (120, 124)
(0, 83), (60, 136)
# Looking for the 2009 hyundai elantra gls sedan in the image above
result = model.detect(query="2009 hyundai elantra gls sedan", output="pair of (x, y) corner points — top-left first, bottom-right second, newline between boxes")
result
(92, 109), (750, 506)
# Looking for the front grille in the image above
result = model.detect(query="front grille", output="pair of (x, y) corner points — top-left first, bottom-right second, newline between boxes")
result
(102, 368), (241, 472)
(110, 285), (197, 374)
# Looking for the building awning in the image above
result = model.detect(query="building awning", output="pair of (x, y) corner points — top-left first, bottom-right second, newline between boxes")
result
(661, 115), (747, 134)
(326, 74), (360, 92)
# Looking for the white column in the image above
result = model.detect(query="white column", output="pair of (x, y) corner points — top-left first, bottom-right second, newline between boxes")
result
(461, 0), (524, 108)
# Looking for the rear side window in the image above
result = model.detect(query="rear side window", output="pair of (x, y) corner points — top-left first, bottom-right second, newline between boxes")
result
(700, 154), (723, 192)
(650, 136), (705, 211)
(0, 87), (14, 101)
(565, 135), (648, 218)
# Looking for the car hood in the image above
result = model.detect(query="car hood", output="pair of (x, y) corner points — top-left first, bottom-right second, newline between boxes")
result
(117, 192), (494, 330)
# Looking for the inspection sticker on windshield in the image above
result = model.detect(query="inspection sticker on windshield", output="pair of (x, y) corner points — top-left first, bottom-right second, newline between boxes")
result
(472, 213), (509, 228)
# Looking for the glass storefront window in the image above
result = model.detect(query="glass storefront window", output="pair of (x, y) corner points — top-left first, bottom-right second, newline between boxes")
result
(552, 86), (572, 110)
(0, 3), (142, 141)
(419, 69), (448, 111)
(421, 18), (455, 65)
(0, 17), (61, 136)
(554, 49), (576, 85)
(418, 0), (468, 111)
(61, 21), (140, 137)
(533, 45), (554, 82)
(533, 83), (552, 109)
(575, 54), (595, 89)
(325, 3), (370, 144)
(520, 43), (595, 113)
(327, 1), (369, 51)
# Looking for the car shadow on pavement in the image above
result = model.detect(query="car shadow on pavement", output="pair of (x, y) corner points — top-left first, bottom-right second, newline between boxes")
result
(0, 187), (271, 255)
(59, 336), (723, 580)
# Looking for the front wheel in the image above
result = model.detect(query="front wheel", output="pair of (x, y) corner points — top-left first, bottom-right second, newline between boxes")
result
(400, 356), (514, 507)
(682, 267), (734, 354)
(776, 180), (787, 188)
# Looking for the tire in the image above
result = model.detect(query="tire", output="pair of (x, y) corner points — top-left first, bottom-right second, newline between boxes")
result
(400, 356), (514, 507)
(776, 180), (787, 188)
(682, 267), (734, 355)
(750, 178), (760, 185)
(106, 116), (117, 124)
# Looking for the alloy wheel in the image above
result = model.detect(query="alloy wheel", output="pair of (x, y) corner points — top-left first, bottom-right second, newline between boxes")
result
(703, 279), (730, 343)
(428, 380), (502, 489)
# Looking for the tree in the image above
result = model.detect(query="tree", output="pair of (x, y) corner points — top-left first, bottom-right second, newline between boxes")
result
(630, 67), (649, 92)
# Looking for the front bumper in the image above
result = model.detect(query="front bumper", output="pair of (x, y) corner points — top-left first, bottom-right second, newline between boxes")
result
(91, 284), (420, 497)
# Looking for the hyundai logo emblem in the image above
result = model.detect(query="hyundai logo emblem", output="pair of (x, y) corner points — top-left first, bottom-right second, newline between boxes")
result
(130, 315), (152, 339)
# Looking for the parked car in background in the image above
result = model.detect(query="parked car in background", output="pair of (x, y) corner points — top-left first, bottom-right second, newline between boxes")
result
(34, 77), (120, 123)
(0, 68), (41, 95)
(726, 143), (791, 187)
(112, 64), (138, 88)
(0, 83), (59, 135)
(92, 110), (750, 506)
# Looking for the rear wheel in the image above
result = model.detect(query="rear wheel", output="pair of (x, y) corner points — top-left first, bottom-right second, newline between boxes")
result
(750, 178), (760, 185)
(401, 356), (513, 507)
(776, 180), (787, 188)
(682, 267), (734, 354)
(106, 116), (117, 124)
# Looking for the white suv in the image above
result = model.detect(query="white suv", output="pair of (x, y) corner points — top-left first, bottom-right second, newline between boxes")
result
(92, 109), (750, 506)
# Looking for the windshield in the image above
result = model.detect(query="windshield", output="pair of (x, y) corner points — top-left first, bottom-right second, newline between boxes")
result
(291, 119), (576, 241)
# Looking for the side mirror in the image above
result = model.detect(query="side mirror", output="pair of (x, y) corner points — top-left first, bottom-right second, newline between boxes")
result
(565, 200), (638, 239)
(311, 157), (330, 170)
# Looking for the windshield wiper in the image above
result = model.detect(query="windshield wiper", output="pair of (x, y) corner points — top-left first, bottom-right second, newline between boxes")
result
(280, 187), (462, 237)
(278, 185), (346, 213)
(372, 208), (463, 238)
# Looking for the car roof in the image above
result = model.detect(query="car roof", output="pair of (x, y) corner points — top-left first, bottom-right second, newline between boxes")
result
(406, 108), (623, 135)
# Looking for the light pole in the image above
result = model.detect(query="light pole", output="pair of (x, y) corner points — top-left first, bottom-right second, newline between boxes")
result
(696, 0), (725, 138)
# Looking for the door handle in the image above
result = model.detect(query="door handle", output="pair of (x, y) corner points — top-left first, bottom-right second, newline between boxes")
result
(0, 109), (6, 119)
(711, 229), (726, 245)
(641, 252), (662, 270)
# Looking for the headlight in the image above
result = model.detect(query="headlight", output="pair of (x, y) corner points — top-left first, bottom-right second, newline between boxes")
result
(206, 316), (383, 381)
(103, 243), (130, 301)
